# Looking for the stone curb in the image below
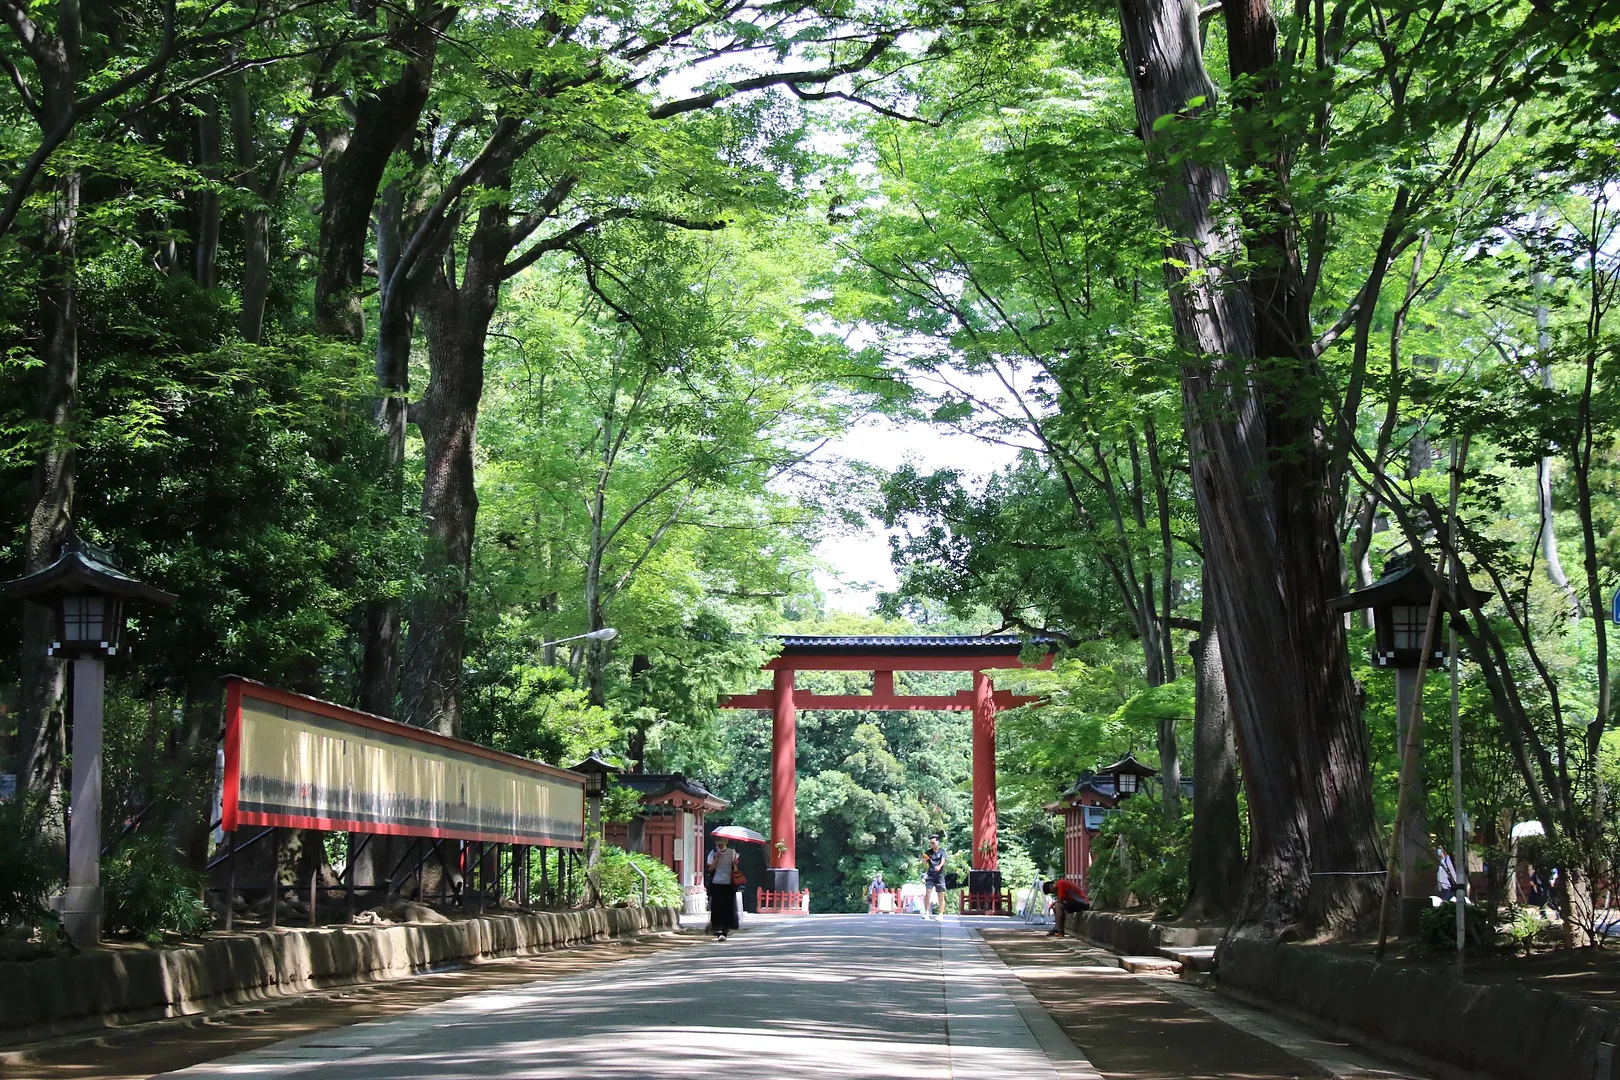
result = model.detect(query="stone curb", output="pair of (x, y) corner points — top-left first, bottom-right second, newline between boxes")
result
(0, 905), (680, 1050)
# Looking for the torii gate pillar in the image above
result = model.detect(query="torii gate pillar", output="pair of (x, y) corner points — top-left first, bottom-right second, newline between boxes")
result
(971, 671), (998, 882)
(767, 667), (799, 894)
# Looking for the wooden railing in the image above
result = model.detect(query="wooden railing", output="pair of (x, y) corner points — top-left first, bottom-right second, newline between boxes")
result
(867, 887), (903, 913)
(958, 890), (1012, 915)
(757, 888), (811, 914)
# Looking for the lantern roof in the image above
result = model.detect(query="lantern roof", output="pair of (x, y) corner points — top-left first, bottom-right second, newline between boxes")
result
(1097, 751), (1159, 778)
(1329, 555), (1490, 613)
(0, 535), (175, 605)
(567, 749), (622, 777)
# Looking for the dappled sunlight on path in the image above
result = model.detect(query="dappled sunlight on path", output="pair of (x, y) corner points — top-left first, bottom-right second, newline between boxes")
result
(151, 916), (1080, 1080)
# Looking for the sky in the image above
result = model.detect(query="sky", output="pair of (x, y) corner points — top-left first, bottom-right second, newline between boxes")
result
(811, 415), (1021, 613)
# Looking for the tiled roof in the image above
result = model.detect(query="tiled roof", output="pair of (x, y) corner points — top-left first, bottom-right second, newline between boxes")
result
(617, 772), (729, 808)
(777, 634), (1059, 654)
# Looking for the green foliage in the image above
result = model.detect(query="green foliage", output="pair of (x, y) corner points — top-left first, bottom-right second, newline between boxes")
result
(1088, 796), (1191, 916)
(1419, 900), (1493, 954)
(599, 846), (682, 908)
(462, 662), (615, 768)
(0, 795), (60, 935)
(101, 836), (210, 943)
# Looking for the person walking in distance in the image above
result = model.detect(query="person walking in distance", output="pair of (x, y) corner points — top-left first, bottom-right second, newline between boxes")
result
(706, 836), (743, 941)
(921, 835), (947, 920)
(1043, 877), (1090, 937)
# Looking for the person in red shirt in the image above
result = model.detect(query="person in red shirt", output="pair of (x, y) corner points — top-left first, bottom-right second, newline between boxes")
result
(1042, 878), (1090, 937)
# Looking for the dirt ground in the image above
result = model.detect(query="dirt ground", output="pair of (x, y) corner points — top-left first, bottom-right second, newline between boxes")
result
(0, 930), (703, 1080)
(978, 928), (1330, 1080)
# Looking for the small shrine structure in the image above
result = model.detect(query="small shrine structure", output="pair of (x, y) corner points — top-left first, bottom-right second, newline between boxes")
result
(604, 772), (727, 914)
(1045, 752), (1158, 892)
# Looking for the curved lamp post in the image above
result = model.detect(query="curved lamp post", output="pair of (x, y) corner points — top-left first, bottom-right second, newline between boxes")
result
(2, 535), (175, 947)
(568, 750), (623, 906)
(543, 628), (619, 647)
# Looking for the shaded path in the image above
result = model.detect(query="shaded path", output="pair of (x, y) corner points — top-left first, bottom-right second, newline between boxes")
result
(980, 929), (1429, 1080)
(150, 916), (1084, 1080)
(7, 916), (1433, 1080)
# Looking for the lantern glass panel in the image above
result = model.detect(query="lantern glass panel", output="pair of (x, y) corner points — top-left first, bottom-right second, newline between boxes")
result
(585, 772), (605, 797)
(62, 596), (105, 642)
(1391, 604), (1426, 651)
(1117, 772), (1138, 794)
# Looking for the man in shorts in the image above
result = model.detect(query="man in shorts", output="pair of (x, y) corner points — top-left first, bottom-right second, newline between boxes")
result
(1043, 877), (1090, 937)
(921, 835), (947, 920)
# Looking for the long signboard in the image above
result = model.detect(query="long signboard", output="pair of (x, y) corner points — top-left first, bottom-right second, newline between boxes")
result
(221, 678), (584, 847)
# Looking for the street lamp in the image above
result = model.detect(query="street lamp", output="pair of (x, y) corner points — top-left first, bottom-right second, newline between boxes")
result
(568, 751), (623, 906)
(542, 628), (619, 647)
(2, 535), (175, 947)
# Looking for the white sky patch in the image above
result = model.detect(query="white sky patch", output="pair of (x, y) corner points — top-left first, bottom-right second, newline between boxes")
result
(814, 411), (1020, 613)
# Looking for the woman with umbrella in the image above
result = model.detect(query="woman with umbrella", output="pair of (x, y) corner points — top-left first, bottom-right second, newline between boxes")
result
(706, 826), (761, 940)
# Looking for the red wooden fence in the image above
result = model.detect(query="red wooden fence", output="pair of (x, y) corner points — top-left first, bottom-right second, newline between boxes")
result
(959, 890), (1012, 915)
(757, 888), (811, 914)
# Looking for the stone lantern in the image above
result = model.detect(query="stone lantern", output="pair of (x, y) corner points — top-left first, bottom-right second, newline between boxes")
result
(2, 535), (175, 946)
(1331, 551), (1487, 935)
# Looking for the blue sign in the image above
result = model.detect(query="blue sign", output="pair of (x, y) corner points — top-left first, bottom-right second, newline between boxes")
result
(1612, 589), (1619, 626)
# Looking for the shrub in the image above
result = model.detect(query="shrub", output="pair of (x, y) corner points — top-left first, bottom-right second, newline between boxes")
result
(0, 795), (60, 935)
(1088, 795), (1191, 914)
(599, 845), (682, 907)
(1419, 899), (1492, 953)
(102, 834), (209, 942)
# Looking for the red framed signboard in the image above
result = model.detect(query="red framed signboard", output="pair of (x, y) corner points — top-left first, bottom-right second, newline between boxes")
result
(221, 678), (585, 847)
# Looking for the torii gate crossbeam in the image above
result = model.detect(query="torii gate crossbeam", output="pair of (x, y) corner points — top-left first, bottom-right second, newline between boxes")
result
(722, 635), (1055, 899)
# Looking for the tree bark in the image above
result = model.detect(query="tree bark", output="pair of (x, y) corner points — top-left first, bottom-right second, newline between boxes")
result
(17, 165), (79, 807)
(192, 93), (222, 289)
(313, 2), (453, 341)
(1183, 581), (1246, 921)
(227, 72), (271, 344)
(1116, 0), (1384, 937)
(406, 205), (507, 736)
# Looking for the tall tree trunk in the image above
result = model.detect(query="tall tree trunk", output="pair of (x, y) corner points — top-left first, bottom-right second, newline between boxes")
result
(192, 94), (222, 289)
(308, 3), (453, 717)
(227, 73), (271, 344)
(312, 3), (452, 340)
(1534, 282), (1576, 607)
(17, 165), (80, 811)
(1183, 584), (1246, 921)
(1116, 0), (1384, 937)
(405, 206), (506, 736)
(358, 185), (414, 719)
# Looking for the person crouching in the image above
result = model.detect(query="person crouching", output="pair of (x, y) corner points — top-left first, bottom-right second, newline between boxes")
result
(1042, 878), (1090, 937)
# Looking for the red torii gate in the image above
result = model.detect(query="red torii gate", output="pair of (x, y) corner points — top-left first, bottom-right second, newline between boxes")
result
(722, 635), (1055, 906)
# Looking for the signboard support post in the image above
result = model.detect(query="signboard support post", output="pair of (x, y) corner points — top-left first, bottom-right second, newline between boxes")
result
(268, 828), (281, 929)
(223, 831), (236, 932)
(309, 861), (318, 926)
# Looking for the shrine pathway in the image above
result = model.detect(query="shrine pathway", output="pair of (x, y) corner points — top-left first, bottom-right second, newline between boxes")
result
(141, 915), (1419, 1080)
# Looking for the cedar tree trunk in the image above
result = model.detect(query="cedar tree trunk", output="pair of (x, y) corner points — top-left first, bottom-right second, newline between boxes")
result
(1116, 0), (1384, 937)
(1182, 576), (1245, 921)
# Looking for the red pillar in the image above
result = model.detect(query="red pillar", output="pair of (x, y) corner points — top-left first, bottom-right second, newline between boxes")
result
(771, 667), (796, 870)
(971, 670), (998, 870)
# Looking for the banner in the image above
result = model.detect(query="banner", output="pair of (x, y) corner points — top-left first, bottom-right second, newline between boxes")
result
(221, 678), (584, 846)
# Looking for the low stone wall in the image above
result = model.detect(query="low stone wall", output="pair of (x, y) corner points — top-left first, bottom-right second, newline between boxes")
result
(1217, 937), (1620, 1080)
(1074, 911), (1226, 953)
(0, 905), (679, 1047)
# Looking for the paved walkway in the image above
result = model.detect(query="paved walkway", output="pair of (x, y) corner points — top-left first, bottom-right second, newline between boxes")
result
(154, 915), (1092, 1080)
(130, 916), (1425, 1080)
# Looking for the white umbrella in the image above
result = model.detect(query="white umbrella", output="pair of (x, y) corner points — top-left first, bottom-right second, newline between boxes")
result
(710, 825), (767, 844)
(1510, 821), (1546, 840)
